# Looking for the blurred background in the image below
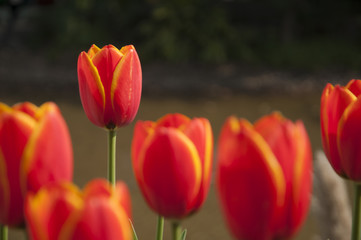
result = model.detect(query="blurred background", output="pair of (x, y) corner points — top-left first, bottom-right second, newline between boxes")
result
(0, 0), (360, 239)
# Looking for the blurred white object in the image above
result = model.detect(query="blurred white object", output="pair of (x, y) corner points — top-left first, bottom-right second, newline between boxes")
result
(312, 150), (352, 240)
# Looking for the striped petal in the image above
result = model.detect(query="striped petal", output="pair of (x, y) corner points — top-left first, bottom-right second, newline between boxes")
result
(0, 111), (36, 226)
(111, 45), (142, 127)
(77, 51), (106, 127)
(346, 79), (361, 97)
(320, 84), (356, 176)
(156, 113), (190, 129)
(182, 118), (213, 211)
(217, 117), (285, 240)
(338, 96), (361, 180)
(138, 127), (202, 218)
(91, 45), (123, 127)
(287, 121), (312, 238)
(13, 102), (38, 118)
(21, 102), (73, 193)
(25, 182), (82, 240)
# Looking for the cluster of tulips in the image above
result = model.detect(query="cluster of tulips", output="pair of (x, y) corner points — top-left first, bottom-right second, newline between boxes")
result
(0, 43), (361, 240)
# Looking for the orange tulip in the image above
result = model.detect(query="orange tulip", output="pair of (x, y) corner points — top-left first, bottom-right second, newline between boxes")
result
(217, 113), (312, 240)
(131, 113), (213, 218)
(77, 44), (142, 129)
(25, 179), (132, 240)
(321, 79), (361, 180)
(0, 102), (73, 226)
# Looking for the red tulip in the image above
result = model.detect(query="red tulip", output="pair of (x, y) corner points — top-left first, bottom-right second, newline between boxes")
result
(25, 179), (132, 240)
(77, 44), (142, 129)
(321, 79), (361, 180)
(131, 113), (213, 218)
(0, 102), (73, 226)
(217, 113), (312, 240)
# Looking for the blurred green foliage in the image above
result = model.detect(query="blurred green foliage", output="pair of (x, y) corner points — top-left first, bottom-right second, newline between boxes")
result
(21, 0), (361, 69)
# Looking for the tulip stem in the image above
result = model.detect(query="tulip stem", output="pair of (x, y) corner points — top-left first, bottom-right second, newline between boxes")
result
(156, 216), (164, 240)
(108, 129), (117, 186)
(172, 221), (181, 240)
(352, 183), (361, 240)
(0, 225), (8, 240)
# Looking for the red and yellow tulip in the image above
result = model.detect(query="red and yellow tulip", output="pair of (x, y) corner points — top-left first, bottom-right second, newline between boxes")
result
(0, 102), (73, 226)
(217, 113), (312, 240)
(321, 79), (361, 180)
(131, 113), (213, 218)
(77, 44), (142, 129)
(25, 179), (131, 240)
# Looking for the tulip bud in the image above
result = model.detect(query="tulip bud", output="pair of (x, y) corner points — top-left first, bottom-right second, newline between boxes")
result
(131, 113), (213, 218)
(216, 113), (312, 240)
(0, 102), (73, 226)
(25, 179), (132, 240)
(77, 44), (142, 129)
(321, 79), (361, 180)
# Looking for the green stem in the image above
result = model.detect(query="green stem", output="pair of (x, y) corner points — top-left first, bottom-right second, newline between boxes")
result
(0, 225), (8, 240)
(352, 183), (361, 240)
(156, 216), (164, 240)
(172, 221), (181, 240)
(108, 129), (117, 186)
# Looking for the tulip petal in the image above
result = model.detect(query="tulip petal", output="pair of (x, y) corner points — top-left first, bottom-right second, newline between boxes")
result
(217, 117), (285, 240)
(346, 79), (361, 97)
(69, 196), (131, 240)
(138, 128), (202, 218)
(254, 112), (296, 183)
(288, 121), (312, 238)
(156, 113), (190, 129)
(21, 103), (73, 193)
(25, 182), (82, 240)
(115, 181), (132, 220)
(0, 103), (11, 114)
(78, 51), (106, 127)
(13, 102), (38, 119)
(87, 44), (101, 59)
(320, 84), (356, 176)
(111, 45), (142, 127)
(0, 112), (36, 226)
(82, 179), (132, 220)
(338, 96), (361, 180)
(183, 118), (213, 211)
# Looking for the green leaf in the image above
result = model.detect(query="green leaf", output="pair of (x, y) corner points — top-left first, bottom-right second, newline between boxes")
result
(180, 229), (187, 240)
(129, 219), (139, 240)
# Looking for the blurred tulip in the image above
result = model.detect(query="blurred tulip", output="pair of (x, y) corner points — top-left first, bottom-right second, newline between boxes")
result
(0, 102), (73, 226)
(217, 113), (312, 240)
(77, 44), (142, 129)
(25, 179), (132, 240)
(131, 113), (213, 218)
(320, 79), (361, 180)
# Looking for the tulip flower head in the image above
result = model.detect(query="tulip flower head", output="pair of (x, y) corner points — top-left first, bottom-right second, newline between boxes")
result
(131, 113), (213, 219)
(25, 179), (132, 240)
(217, 113), (312, 240)
(0, 102), (73, 226)
(77, 44), (142, 129)
(321, 79), (361, 180)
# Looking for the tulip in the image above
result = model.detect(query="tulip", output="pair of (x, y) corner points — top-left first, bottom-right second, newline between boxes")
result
(131, 113), (213, 219)
(320, 79), (361, 180)
(77, 44), (142, 129)
(217, 113), (312, 240)
(25, 179), (132, 240)
(0, 102), (73, 226)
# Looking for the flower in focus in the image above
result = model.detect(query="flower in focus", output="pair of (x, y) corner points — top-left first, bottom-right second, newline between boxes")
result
(77, 44), (142, 129)
(131, 113), (213, 218)
(217, 113), (312, 240)
(25, 179), (132, 240)
(0, 102), (73, 226)
(321, 79), (361, 180)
